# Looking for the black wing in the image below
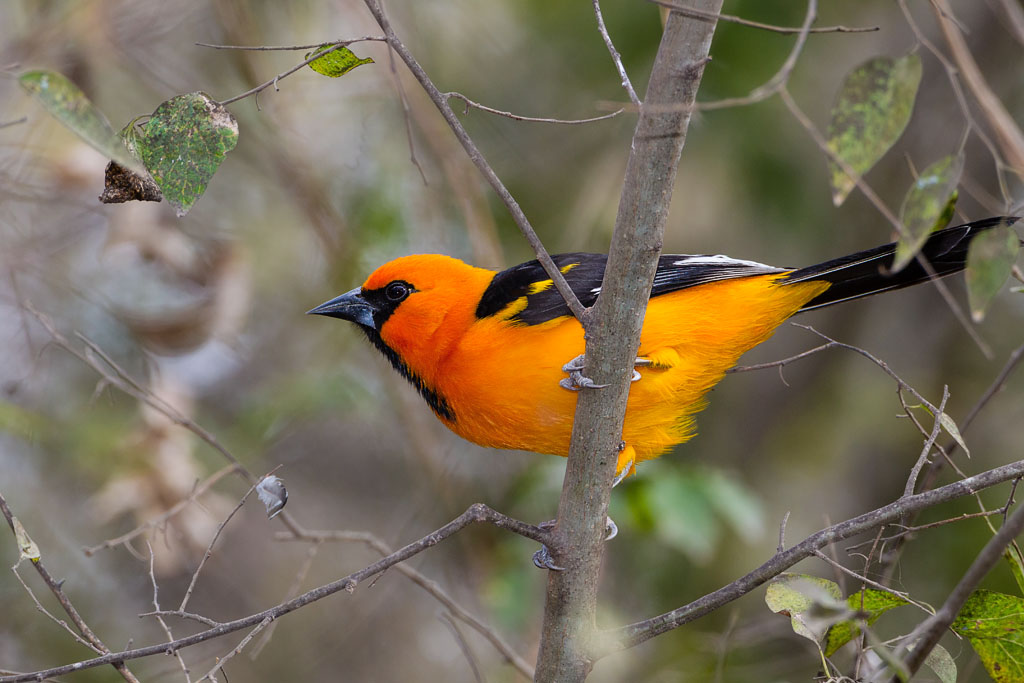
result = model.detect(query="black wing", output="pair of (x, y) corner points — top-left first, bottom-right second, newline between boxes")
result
(476, 252), (785, 325)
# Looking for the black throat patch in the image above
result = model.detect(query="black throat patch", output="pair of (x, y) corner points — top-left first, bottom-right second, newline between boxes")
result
(360, 327), (456, 422)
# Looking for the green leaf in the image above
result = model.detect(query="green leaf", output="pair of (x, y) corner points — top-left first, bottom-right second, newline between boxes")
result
(966, 223), (1020, 322)
(306, 44), (374, 78)
(135, 92), (239, 216)
(765, 574), (846, 643)
(893, 155), (963, 272)
(826, 54), (922, 206)
(953, 590), (1024, 682)
(1005, 544), (1024, 597)
(923, 643), (957, 683)
(824, 589), (911, 656)
(18, 69), (142, 172)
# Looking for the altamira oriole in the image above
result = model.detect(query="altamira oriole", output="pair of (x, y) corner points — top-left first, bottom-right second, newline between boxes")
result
(310, 217), (1017, 478)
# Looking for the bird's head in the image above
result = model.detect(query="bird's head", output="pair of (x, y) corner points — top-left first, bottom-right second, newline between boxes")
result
(309, 254), (494, 376)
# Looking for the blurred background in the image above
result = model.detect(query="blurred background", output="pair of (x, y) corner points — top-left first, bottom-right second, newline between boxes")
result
(1, 1), (1022, 681)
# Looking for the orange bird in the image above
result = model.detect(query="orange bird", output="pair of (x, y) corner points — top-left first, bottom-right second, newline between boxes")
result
(310, 218), (1015, 479)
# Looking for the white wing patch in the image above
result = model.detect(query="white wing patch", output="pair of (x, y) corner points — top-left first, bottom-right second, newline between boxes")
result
(672, 254), (779, 270)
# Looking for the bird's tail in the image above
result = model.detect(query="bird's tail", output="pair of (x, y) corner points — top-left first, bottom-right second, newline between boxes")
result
(784, 217), (1020, 312)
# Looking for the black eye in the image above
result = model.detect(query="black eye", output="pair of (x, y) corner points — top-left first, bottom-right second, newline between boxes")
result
(385, 281), (410, 302)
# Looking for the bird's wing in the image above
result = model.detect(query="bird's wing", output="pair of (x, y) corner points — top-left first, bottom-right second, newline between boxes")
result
(475, 253), (785, 326)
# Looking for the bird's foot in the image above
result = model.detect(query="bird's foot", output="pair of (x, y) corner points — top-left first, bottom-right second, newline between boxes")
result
(559, 355), (652, 391)
(531, 517), (619, 570)
(532, 520), (563, 571)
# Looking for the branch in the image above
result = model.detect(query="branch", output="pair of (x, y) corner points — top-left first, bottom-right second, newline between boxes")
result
(594, 457), (1024, 656)
(444, 91), (623, 125)
(593, 0), (640, 105)
(647, 0), (878, 35)
(210, 37), (387, 106)
(930, 0), (1024, 178)
(0, 504), (547, 683)
(83, 464), (240, 556)
(534, 3), (725, 681)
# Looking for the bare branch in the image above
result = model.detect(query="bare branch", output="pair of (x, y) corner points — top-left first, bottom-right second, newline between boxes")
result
(178, 482), (259, 613)
(83, 464), (240, 556)
(445, 91), (623, 125)
(146, 543), (192, 683)
(593, 0), (640, 105)
(903, 386), (950, 498)
(930, 0), (1024, 178)
(196, 38), (386, 51)
(648, 0), (878, 35)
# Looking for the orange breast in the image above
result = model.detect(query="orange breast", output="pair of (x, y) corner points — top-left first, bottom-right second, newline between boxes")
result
(435, 274), (828, 461)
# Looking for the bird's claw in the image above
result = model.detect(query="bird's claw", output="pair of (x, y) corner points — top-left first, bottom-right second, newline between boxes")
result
(531, 517), (617, 569)
(612, 459), (634, 488)
(532, 546), (565, 571)
(559, 355), (652, 391)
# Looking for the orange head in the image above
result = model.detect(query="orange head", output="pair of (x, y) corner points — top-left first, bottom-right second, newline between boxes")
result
(308, 254), (495, 414)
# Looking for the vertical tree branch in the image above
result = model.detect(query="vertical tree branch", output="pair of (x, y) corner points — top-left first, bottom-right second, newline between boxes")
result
(533, 4), (723, 682)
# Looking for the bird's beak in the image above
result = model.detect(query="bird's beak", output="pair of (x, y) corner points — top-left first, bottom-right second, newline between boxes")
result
(307, 287), (376, 329)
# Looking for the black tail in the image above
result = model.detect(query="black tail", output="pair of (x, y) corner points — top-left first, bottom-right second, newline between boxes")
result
(785, 217), (1019, 312)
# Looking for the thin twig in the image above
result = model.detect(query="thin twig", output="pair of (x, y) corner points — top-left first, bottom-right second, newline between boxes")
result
(196, 38), (386, 51)
(440, 612), (486, 683)
(445, 91), (623, 125)
(593, 0), (640, 105)
(696, 0), (818, 111)
(83, 464), (240, 556)
(728, 342), (837, 373)
(178, 482), (260, 613)
(648, 0), (878, 35)
(146, 542), (192, 683)
(0, 117), (28, 129)
(385, 41), (428, 185)
(249, 541), (321, 658)
(139, 610), (224, 629)
(216, 38), (385, 107)
(198, 617), (272, 683)
(903, 386), (950, 497)
(930, 0), (1024, 178)
(811, 550), (932, 615)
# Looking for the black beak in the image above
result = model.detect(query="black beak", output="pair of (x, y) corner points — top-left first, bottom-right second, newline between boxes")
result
(307, 287), (376, 329)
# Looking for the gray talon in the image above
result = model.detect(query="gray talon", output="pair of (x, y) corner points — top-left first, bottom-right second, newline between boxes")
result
(532, 546), (565, 571)
(605, 517), (618, 542)
(612, 460), (634, 488)
(560, 355), (652, 391)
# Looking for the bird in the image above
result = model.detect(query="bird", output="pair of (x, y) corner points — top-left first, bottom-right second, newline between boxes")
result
(309, 217), (1017, 480)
